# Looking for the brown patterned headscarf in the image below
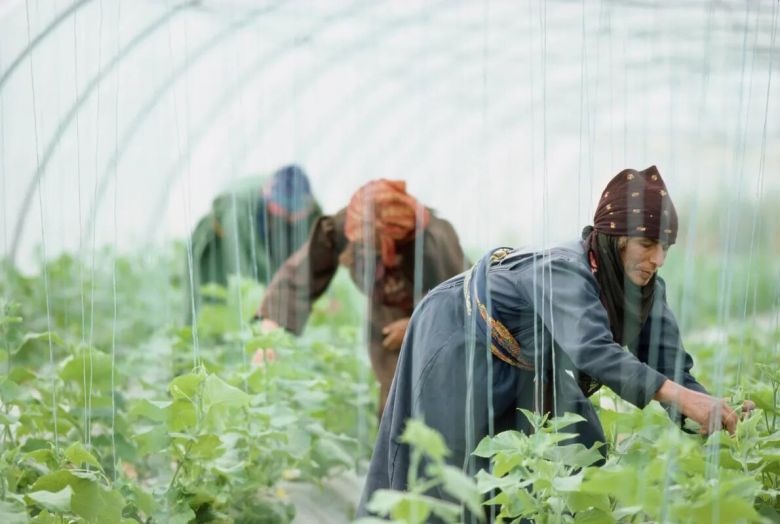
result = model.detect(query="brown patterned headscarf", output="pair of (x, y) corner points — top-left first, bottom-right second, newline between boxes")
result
(583, 166), (678, 346)
(593, 165), (678, 245)
(344, 179), (430, 268)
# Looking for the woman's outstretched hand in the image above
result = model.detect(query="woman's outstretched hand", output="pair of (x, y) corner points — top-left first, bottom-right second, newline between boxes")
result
(654, 380), (753, 435)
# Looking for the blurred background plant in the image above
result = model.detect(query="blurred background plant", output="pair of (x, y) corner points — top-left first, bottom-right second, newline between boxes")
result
(0, 250), (375, 523)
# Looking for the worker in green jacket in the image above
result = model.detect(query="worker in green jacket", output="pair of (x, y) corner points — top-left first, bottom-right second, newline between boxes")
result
(185, 165), (321, 322)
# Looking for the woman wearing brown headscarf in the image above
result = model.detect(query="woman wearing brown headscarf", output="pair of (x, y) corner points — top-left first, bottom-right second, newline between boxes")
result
(358, 166), (754, 520)
(256, 179), (468, 415)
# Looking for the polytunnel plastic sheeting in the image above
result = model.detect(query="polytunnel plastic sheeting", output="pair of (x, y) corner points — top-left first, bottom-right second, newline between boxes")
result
(1, 2), (779, 524)
(0, 0), (778, 270)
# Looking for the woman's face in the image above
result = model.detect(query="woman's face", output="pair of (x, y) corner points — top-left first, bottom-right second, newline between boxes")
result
(619, 237), (669, 286)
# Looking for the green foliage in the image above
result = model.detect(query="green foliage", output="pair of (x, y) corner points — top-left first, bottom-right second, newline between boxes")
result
(473, 411), (604, 522)
(469, 396), (780, 524)
(359, 420), (483, 524)
(2, 235), (779, 523)
(0, 253), (375, 523)
(460, 314), (780, 524)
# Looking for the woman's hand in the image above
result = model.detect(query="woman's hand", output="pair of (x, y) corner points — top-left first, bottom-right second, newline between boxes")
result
(259, 318), (280, 332)
(740, 400), (756, 418)
(683, 390), (739, 435)
(382, 317), (410, 352)
(654, 380), (743, 435)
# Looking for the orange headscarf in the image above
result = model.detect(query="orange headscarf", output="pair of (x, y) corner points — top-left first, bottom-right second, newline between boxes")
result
(344, 179), (430, 268)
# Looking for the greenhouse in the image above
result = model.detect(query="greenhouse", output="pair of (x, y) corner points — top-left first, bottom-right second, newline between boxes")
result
(1, 0), (779, 522)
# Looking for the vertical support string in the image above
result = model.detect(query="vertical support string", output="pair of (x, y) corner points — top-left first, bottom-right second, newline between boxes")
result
(25, 0), (59, 455)
(110, 0), (122, 483)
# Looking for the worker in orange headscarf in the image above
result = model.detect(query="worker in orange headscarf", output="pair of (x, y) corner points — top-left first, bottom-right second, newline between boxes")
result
(257, 179), (468, 416)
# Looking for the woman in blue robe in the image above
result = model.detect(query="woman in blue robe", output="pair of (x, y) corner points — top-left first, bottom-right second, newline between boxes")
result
(357, 166), (753, 520)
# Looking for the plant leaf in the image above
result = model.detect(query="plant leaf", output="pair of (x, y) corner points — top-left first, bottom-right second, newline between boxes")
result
(26, 485), (73, 513)
(399, 419), (449, 462)
(472, 431), (525, 458)
(64, 441), (103, 471)
(202, 374), (250, 412)
(70, 479), (125, 524)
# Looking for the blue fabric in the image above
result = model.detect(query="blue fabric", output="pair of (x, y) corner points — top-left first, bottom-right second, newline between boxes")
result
(466, 247), (533, 369)
(262, 164), (314, 215)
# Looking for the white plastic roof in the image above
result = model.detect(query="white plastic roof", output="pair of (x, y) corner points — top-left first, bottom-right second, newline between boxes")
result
(1, 0), (778, 268)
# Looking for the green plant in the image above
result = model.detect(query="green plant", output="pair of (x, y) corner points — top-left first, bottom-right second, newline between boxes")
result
(358, 419), (483, 524)
(472, 411), (605, 523)
(0, 251), (375, 523)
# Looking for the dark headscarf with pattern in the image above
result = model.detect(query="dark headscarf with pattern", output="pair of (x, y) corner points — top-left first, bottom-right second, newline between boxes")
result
(582, 165), (679, 346)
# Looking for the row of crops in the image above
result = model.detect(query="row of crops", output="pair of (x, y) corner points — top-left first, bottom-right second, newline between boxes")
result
(0, 249), (375, 523)
(1, 244), (779, 523)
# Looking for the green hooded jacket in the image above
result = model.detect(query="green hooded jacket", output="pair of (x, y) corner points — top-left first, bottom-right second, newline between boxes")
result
(184, 176), (321, 322)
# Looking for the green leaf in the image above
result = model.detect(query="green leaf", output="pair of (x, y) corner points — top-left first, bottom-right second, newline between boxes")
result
(366, 490), (410, 516)
(60, 347), (115, 389)
(544, 443), (604, 468)
(196, 304), (236, 339)
(130, 485), (158, 517)
(15, 332), (64, 356)
(201, 374), (250, 412)
(26, 486), (73, 513)
(475, 469), (530, 494)
(492, 451), (525, 478)
(30, 470), (77, 492)
(168, 431), (197, 442)
(0, 500), (29, 524)
(399, 419), (450, 462)
(757, 502), (780, 522)
(169, 373), (204, 400)
(518, 408), (545, 429)
(0, 411), (19, 426)
(565, 490), (611, 514)
(127, 399), (169, 422)
(155, 502), (197, 524)
(472, 431), (525, 458)
(435, 464), (484, 518)
(673, 495), (760, 524)
(70, 480), (125, 524)
(23, 448), (57, 468)
(70, 469), (100, 481)
(166, 399), (197, 432)
(485, 488), (536, 518)
(64, 441), (103, 471)
(544, 412), (587, 432)
(580, 465), (638, 503)
(574, 508), (616, 524)
(259, 404), (299, 429)
(0, 314), (23, 326)
(200, 282), (228, 300)
(246, 366), (267, 393)
(133, 426), (171, 455)
(552, 471), (584, 492)
(8, 367), (36, 384)
(392, 498), (432, 524)
(30, 509), (60, 523)
(750, 384), (780, 415)
(0, 379), (22, 403)
(189, 434), (225, 460)
(366, 490), (461, 524)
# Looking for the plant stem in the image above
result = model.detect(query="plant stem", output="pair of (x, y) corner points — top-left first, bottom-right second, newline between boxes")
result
(167, 441), (193, 492)
(413, 478), (440, 495)
(407, 448), (421, 491)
